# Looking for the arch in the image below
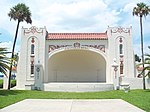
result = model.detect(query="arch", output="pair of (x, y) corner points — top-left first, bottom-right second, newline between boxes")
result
(49, 47), (107, 61)
(48, 48), (107, 83)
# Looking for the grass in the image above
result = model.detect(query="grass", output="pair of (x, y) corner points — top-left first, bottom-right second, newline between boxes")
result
(0, 79), (16, 88)
(0, 89), (150, 111)
(0, 80), (2, 88)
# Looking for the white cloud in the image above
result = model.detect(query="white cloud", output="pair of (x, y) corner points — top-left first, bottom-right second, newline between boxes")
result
(19, 0), (120, 32)
(120, 1), (150, 56)
(134, 42), (150, 56)
(0, 41), (12, 49)
(123, 2), (136, 13)
(0, 1), (16, 36)
(0, 41), (19, 53)
(0, 0), (150, 55)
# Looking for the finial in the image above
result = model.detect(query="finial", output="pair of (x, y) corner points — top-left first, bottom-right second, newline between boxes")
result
(113, 58), (117, 62)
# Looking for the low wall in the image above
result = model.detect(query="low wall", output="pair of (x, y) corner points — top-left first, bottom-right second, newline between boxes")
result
(44, 83), (114, 92)
(121, 77), (150, 89)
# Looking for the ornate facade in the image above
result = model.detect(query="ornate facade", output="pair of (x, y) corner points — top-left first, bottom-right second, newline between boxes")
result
(16, 26), (136, 91)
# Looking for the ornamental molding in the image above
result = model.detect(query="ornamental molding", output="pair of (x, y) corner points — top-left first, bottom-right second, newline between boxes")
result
(24, 26), (43, 35)
(111, 26), (130, 35)
(49, 43), (105, 53)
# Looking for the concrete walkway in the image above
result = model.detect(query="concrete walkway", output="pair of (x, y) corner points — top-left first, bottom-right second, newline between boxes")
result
(1, 99), (145, 112)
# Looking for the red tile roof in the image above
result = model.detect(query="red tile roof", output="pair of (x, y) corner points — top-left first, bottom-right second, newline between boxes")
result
(47, 33), (107, 40)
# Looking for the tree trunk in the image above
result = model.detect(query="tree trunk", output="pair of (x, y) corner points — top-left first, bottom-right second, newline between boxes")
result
(140, 16), (146, 90)
(8, 20), (20, 90)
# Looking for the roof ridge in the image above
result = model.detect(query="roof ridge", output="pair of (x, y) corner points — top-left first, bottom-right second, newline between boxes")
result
(48, 33), (106, 34)
(47, 32), (108, 40)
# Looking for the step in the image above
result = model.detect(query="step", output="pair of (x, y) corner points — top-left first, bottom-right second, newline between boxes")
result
(44, 83), (114, 92)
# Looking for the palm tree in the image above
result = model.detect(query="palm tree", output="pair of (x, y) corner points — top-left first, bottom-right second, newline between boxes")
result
(13, 53), (19, 68)
(133, 2), (150, 89)
(135, 54), (141, 62)
(8, 3), (32, 89)
(140, 52), (150, 78)
(0, 48), (10, 77)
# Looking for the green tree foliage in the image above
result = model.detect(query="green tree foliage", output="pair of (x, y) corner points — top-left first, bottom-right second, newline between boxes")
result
(135, 54), (141, 62)
(13, 53), (19, 67)
(133, 2), (150, 89)
(0, 48), (10, 77)
(141, 54), (150, 78)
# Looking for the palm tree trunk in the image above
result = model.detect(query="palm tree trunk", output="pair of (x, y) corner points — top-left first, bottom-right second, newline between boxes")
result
(8, 20), (20, 90)
(140, 16), (146, 90)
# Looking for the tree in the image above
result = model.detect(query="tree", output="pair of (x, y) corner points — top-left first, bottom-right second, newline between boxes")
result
(133, 2), (150, 89)
(135, 54), (141, 62)
(141, 53), (150, 78)
(13, 53), (19, 67)
(0, 48), (10, 77)
(8, 3), (32, 89)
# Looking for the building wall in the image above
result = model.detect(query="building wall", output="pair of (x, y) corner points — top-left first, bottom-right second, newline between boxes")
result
(17, 26), (47, 89)
(122, 77), (150, 89)
(107, 26), (135, 82)
(17, 26), (135, 90)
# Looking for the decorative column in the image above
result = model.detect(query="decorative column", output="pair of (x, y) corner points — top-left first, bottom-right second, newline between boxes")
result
(34, 61), (43, 90)
(112, 58), (119, 90)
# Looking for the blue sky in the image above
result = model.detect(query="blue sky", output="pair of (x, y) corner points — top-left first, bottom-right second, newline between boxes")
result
(0, 0), (150, 55)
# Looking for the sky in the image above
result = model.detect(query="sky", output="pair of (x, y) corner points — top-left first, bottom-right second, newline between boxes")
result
(0, 0), (150, 56)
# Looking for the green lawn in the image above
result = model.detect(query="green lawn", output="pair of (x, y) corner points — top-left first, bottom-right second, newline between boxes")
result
(0, 89), (150, 111)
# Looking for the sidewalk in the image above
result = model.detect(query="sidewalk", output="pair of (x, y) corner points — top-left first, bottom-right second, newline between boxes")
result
(0, 99), (145, 112)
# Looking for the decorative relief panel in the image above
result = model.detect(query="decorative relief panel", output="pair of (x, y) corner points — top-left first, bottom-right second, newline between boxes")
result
(111, 26), (130, 35)
(24, 26), (43, 35)
(49, 42), (105, 53)
(49, 45), (72, 52)
(120, 55), (124, 74)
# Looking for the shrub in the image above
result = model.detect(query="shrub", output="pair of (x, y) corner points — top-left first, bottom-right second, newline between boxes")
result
(0, 80), (3, 88)
(0, 79), (16, 88)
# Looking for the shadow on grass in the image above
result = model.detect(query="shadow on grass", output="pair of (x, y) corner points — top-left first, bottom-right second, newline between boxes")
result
(0, 90), (25, 96)
(144, 89), (150, 92)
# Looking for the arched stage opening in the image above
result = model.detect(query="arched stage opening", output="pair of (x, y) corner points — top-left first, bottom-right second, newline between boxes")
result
(48, 49), (106, 83)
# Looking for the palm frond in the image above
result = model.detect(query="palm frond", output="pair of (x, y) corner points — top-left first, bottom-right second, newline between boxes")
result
(133, 2), (150, 17)
(8, 3), (32, 24)
(0, 47), (11, 77)
(140, 52), (150, 78)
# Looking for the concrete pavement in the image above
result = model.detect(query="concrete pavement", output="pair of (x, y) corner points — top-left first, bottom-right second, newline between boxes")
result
(0, 99), (145, 112)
